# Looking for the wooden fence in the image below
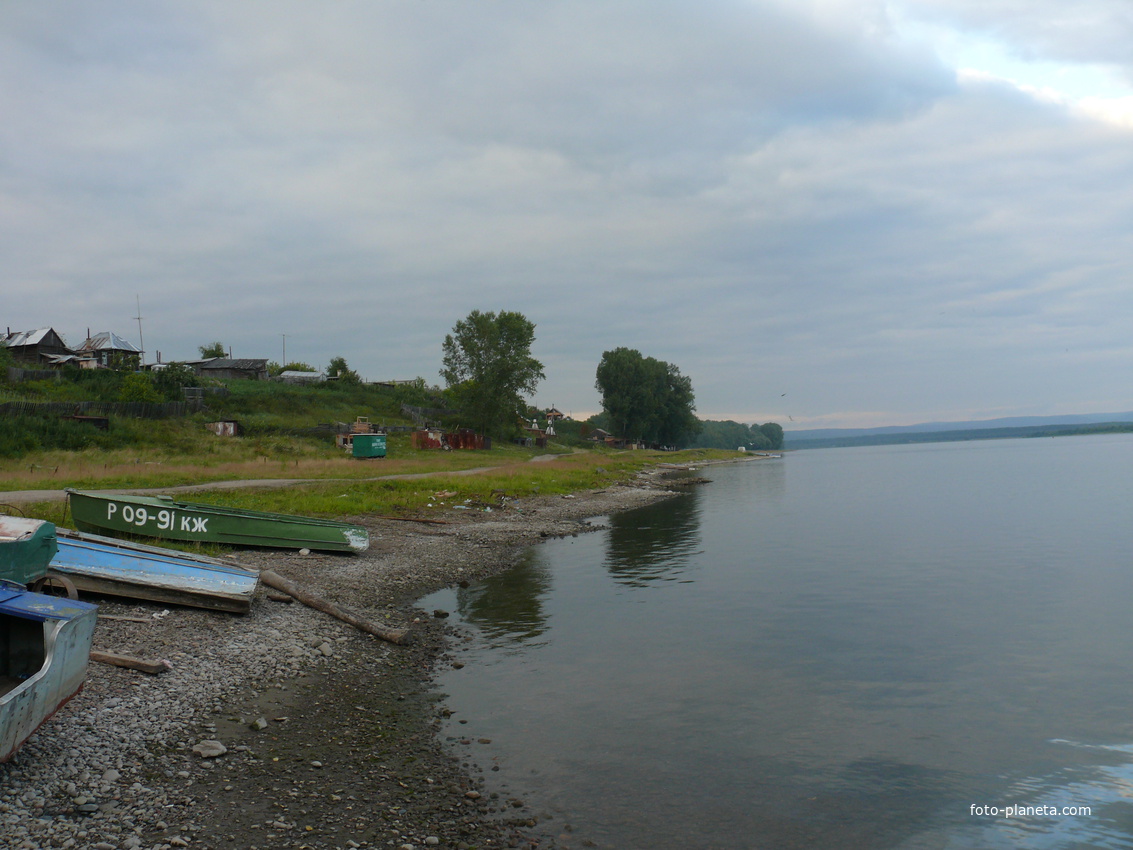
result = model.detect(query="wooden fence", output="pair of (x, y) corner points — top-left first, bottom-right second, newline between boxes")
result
(0, 400), (198, 419)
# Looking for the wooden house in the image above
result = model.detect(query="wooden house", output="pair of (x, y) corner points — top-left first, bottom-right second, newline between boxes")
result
(76, 331), (143, 369)
(188, 358), (270, 381)
(1, 328), (73, 366)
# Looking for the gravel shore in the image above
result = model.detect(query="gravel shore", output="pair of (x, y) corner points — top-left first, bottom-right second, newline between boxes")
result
(1, 468), (696, 850)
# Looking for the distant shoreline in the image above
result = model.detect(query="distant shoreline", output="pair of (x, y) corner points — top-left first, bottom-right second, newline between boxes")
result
(788, 421), (1133, 450)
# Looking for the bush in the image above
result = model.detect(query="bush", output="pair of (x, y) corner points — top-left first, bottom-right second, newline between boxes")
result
(0, 415), (121, 457)
(151, 363), (200, 401)
(118, 372), (163, 403)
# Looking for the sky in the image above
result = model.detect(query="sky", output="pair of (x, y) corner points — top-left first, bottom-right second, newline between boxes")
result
(4, 0), (1133, 429)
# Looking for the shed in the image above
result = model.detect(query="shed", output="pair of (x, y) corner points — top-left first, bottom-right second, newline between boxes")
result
(206, 421), (243, 437)
(276, 370), (324, 384)
(187, 358), (269, 381)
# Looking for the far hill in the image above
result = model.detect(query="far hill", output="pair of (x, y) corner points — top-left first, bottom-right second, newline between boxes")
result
(786, 412), (1133, 449)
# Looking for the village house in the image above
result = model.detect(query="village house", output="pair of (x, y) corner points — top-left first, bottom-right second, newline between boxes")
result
(1, 327), (73, 366)
(75, 331), (143, 369)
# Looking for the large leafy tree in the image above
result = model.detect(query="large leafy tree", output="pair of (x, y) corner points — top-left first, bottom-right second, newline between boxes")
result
(327, 355), (361, 384)
(441, 310), (545, 438)
(198, 341), (226, 359)
(595, 348), (700, 446)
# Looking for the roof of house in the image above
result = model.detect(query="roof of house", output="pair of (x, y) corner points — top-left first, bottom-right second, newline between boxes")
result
(79, 331), (141, 354)
(2, 328), (65, 347)
(197, 358), (268, 370)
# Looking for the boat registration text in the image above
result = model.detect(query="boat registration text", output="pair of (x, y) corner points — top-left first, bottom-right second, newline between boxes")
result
(105, 503), (208, 533)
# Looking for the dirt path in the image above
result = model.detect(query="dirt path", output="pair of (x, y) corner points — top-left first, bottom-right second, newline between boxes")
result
(0, 464), (531, 505)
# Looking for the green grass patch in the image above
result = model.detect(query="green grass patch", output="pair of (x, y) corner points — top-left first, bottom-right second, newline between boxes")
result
(166, 449), (734, 520)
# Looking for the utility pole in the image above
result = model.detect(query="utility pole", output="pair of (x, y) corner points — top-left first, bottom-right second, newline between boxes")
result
(281, 333), (287, 366)
(134, 295), (145, 365)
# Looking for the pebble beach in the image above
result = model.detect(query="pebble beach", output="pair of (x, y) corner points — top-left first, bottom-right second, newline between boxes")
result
(1, 472), (687, 850)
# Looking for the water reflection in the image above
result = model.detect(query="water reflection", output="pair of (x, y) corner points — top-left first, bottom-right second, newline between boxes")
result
(941, 741), (1133, 849)
(450, 549), (552, 648)
(604, 489), (702, 586)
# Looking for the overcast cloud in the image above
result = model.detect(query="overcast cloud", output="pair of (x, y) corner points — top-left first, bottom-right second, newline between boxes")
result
(3, 0), (1132, 428)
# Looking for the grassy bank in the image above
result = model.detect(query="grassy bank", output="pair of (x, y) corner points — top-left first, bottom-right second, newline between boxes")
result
(0, 433), (551, 492)
(1, 371), (744, 529)
(11, 446), (742, 534)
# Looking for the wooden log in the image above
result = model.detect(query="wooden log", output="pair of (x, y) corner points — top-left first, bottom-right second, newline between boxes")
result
(373, 514), (449, 525)
(89, 650), (169, 675)
(259, 570), (412, 646)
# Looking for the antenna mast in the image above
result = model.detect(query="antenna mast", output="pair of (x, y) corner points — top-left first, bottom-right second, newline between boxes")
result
(134, 295), (145, 366)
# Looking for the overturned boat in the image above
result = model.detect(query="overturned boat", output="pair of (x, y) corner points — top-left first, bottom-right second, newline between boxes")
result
(65, 490), (369, 553)
(51, 529), (260, 614)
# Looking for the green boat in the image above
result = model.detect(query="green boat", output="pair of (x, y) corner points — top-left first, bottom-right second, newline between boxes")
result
(0, 517), (58, 586)
(65, 490), (369, 553)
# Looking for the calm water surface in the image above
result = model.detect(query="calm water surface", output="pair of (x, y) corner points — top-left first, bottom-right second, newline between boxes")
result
(422, 436), (1133, 849)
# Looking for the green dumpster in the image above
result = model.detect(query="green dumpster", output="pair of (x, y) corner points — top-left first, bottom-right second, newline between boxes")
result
(353, 433), (387, 459)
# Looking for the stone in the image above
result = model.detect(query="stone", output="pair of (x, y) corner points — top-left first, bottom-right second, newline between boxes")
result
(192, 740), (227, 758)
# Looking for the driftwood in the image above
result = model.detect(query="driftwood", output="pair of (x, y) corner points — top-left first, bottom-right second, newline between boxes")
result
(89, 650), (169, 675)
(259, 570), (412, 646)
(373, 514), (449, 525)
(98, 614), (152, 623)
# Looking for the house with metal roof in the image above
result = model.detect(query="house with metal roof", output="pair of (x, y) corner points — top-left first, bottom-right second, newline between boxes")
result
(276, 369), (324, 384)
(1, 328), (74, 365)
(76, 331), (143, 369)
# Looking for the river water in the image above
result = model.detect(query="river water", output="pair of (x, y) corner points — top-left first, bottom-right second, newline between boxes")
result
(422, 435), (1133, 849)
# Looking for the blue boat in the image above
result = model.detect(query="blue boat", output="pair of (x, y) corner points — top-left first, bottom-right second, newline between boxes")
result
(50, 530), (260, 614)
(0, 584), (97, 762)
(0, 518), (98, 762)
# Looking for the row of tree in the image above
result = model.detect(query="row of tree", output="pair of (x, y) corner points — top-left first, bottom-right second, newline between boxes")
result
(688, 420), (783, 451)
